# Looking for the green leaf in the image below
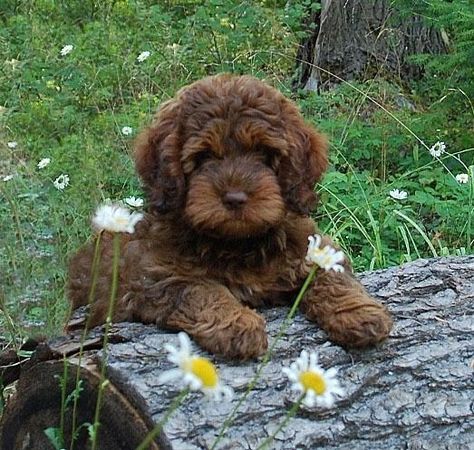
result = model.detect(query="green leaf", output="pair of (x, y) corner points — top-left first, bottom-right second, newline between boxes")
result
(44, 427), (65, 450)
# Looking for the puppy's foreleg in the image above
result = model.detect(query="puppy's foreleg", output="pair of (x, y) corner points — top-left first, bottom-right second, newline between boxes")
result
(128, 280), (268, 360)
(300, 239), (393, 347)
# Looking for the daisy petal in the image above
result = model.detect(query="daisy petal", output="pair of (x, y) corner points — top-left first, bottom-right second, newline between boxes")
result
(157, 369), (182, 384)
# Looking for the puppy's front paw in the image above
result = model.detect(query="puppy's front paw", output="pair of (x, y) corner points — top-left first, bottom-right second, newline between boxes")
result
(195, 307), (268, 360)
(227, 319), (268, 360)
(325, 297), (393, 348)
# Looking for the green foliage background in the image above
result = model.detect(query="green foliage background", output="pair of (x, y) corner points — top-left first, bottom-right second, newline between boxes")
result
(0, 0), (473, 341)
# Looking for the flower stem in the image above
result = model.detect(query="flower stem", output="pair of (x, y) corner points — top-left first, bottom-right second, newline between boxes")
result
(255, 393), (305, 450)
(59, 356), (69, 441)
(69, 232), (102, 450)
(136, 388), (189, 450)
(91, 233), (120, 450)
(210, 265), (319, 449)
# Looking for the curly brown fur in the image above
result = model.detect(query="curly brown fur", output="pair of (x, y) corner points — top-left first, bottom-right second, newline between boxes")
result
(68, 74), (392, 359)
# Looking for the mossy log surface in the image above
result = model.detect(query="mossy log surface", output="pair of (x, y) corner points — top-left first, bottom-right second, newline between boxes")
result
(1, 256), (473, 449)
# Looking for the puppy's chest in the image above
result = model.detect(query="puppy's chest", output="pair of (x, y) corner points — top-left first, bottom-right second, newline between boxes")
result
(212, 257), (309, 307)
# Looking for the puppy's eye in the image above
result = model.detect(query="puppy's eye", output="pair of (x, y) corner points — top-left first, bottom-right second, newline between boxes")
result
(264, 153), (274, 167)
(257, 145), (280, 169)
(262, 151), (280, 169)
(194, 150), (214, 168)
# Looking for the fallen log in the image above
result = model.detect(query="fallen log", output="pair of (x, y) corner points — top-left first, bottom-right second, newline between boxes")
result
(1, 256), (473, 449)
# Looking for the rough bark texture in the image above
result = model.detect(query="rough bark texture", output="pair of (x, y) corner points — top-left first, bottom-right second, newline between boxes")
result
(1, 256), (473, 449)
(293, 0), (449, 91)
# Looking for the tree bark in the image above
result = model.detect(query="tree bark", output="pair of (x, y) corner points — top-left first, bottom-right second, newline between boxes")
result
(1, 256), (473, 449)
(293, 0), (449, 91)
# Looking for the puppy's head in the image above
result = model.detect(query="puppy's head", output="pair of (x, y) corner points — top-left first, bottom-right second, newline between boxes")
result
(135, 74), (328, 238)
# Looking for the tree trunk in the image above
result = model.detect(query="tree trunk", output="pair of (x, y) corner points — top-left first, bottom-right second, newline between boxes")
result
(1, 256), (473, 449)
(294, 0), (449, 91)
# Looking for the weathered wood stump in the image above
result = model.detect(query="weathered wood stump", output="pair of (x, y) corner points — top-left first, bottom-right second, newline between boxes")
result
(1, 256), (473, 449)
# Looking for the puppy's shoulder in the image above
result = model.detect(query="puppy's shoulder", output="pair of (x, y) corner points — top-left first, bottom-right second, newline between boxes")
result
(284, 214), (316, 240)
(279, 214), (316, 259)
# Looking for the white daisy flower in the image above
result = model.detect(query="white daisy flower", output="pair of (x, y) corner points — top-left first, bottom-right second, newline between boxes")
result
(166, 43), (180, 53)
(137, 51), (151, 62)
(121, 126), (133, 136)
(428, 141), (446, 158)
(306, 234), (345, 272)
(60, 45), (74, 56)
(53, 174), (70, 190)
(158, 332), (233, 402)
(37, 158), (51, 169)
(455, 173), (469, 184)
(7, 141), (17, 149)
(389, 189), (408, 200)
(123, 196), (144, 208)
(92, 203), (143, 234)
(5, 58), (20, 69)
(2, 175), (14, 182)
(282, 350), (344, 408)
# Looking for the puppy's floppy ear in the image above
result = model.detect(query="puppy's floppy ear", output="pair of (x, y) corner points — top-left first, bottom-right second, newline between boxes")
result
(134, 99), (185, 214)
(279, 123), (328, 215)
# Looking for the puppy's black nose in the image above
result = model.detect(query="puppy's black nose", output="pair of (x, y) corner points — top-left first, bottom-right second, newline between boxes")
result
(223, 190), (248, 209)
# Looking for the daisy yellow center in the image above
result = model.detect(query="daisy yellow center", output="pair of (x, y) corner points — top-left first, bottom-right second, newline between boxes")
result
(310, 248), (325, 259)
(310, 248), (332, 267)
(320, 254), (333, 265)
(299, 371), (326, 395)
(186, 357), (218, 388)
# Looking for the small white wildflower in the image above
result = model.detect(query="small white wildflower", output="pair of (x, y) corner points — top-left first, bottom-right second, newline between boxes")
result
(166, 43), (180, 53)
(282, 350), (344, 408)
(389, 189), (408, 200)
(220, 18), (233, 28)
(121, 126), (133, 136)
(2, 175), (14, 182)
(123, 196), (144, 208)
(306, 234), (345, 272)
(137, 51), (151, 62)
(92, 203), (143, 234)
(53, 174), (70, 190)
(60, 45), (74, 56)
(429, 141), (446, 158)
(5, 58), (20, 69)
(7, 141), (17, 149)
(455, 173), (469, 184)
(37, 158), (51, 169)
(158, 332), (233, 402)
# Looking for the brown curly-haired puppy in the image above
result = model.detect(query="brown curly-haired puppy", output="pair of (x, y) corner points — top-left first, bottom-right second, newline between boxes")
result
(68, 74), (392, 359)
